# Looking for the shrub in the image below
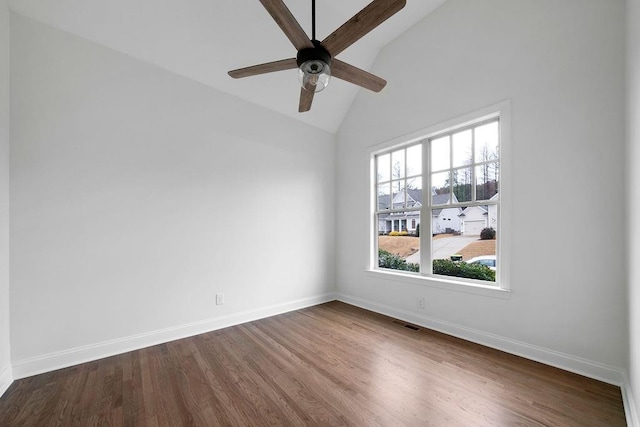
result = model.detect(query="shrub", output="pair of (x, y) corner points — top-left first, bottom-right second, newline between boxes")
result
(480, 227), (496, 240)
(378, 249), (419, 272)
(432, 259), (495, 281)
(415, 223), (420, 237)
(388, 231), (409, 236)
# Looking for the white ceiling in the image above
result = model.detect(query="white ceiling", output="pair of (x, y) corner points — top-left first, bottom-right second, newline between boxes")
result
(8, 0), (446, 133)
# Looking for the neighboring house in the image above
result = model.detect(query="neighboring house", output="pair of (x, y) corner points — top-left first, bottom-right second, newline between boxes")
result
(379, 190), (498, 236)
(378, 190), (463, 235)
(459, 205), (489, 236)
(459, 194), (498, 235)
(487, 193), (498, 230)
(377, 189), (422, 234)
(432, 193), (463, 234)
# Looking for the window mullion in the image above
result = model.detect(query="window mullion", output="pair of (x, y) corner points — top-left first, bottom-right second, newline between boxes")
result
(404, 148), (408, 209)
(421, 139), (431, 274)
(373, 156), (379, 270)
(448, 135), (453, 204)
(471, 125), (477, 202)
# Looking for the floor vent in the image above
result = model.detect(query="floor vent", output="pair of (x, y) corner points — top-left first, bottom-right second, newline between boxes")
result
(392, 320), (421, 331)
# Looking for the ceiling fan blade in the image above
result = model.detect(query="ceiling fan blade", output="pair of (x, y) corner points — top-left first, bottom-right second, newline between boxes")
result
(259, 0), (314, 51)
(228, 58), (298, 79)
(331, 59), (386, 92)
(321, 0), (406, 57)
(299, 87), (315, 112)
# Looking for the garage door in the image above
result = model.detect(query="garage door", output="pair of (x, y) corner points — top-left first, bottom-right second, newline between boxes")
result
(463, 220), (486, 236)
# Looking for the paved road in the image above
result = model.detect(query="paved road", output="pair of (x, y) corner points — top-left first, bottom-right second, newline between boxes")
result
(405, 235), (479, 264)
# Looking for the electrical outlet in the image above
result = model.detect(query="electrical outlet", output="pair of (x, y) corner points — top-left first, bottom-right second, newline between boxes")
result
(216, 293), (224, 305)
(417, 298), (425, 309)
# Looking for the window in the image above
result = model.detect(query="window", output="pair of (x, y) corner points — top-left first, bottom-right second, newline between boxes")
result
(376, 144), (422, 272)
(373, 110), (504, 288)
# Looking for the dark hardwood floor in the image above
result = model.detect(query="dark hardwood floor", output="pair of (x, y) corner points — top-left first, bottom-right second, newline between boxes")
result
(0, 301), (627, 426)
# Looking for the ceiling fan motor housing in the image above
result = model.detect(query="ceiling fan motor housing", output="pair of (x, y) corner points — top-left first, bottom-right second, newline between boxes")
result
(296, 40), (332, 68)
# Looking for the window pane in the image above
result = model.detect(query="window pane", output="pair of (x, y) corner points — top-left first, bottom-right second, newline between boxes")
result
(377, 153), (390, 183)
(406, 178), (422, 209)
(476, 162), (499, 200)
(392, 185), (407, 209)
(452, 129), (472, 167)
(431, 136), (450, 172)
(406, 144), (422, 177)
(377, 183), (391, 210)
(391, 149), (405, 179)
(431, 171), (450, 205)
(391, 179), (404, 198)
(453, 167), (472, 203)
(475, 121), (499, 162)
(375, 146), (423, 210)
(431, 205), (461, 236)
(431, 207), (497, 283)
(378, 212), (420, 273)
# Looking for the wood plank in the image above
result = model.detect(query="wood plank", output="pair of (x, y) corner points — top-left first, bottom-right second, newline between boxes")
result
(0, 301), (627, 426)
(228, 58), (297, 79)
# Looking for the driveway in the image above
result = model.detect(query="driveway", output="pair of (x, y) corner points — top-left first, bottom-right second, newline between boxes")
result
(405, 235), (479, 263)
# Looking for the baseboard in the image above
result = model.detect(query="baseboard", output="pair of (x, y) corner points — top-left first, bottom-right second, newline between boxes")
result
(623, 374), (640, 427)
(336, 293), (626, 386)
(12, 292), (336, 380)
(0, 364), (12, 399)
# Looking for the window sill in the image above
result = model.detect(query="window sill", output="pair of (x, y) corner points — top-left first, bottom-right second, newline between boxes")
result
(365, 269), (511, 299)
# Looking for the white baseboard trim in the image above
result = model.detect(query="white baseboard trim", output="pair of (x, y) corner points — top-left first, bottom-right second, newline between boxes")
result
(0, 364), (13, 399)
(623, 374), (640, 427)
(12, 292), (336, 380)
(336, 293), (626, 386)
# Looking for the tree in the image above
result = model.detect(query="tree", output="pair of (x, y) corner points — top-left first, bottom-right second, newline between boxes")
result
(476, 144), (499, 200)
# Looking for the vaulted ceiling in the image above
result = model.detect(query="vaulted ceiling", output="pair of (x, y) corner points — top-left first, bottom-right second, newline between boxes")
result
(8, 0), (446, 133)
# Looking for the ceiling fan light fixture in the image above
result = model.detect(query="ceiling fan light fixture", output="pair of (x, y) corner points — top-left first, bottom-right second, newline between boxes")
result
(297, 42), (332, 93)
(298, 60), (330, 92)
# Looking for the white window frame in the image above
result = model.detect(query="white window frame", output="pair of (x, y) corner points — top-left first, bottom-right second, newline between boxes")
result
(368, 101), (511, 297)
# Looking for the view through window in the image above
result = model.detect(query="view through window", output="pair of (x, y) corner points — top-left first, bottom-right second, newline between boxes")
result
(375, 118), (500, 284)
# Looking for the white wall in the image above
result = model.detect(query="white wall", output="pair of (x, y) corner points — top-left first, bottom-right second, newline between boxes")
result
(0, 0), (12, 396)
(628, 0), (640, 421)
(336, 0), (627, 381)
(9, 14), (335, 374)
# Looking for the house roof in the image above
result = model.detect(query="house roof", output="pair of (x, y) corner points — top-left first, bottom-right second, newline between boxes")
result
(378, 194), (391, 210)
(431, 194), (447, 216)
(378, 189), (443, 211)
(378, 189), (423, 210)
(459, 205), (489, 217)
(379, 189), (497, 216)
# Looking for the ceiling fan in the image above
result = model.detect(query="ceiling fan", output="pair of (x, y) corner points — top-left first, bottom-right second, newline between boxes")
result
(228, 0), (407, 112)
